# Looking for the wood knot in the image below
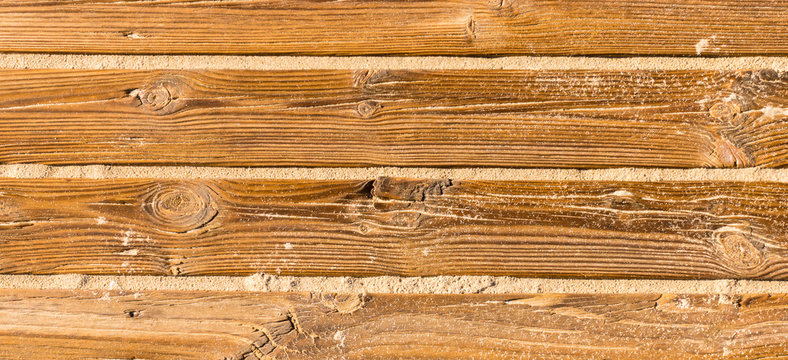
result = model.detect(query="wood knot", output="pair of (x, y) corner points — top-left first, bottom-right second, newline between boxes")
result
(352, 70), (390, 87)
(142, 183), (218, 233)
(709, 101), (742, 124)
(757, 69), (779, 82)
(710, 135), (753, 168)
(488, 0), (506, 9)
(123, 309), (142, 318)
(121, 30), (145, 39)
(129, 78), (182, 113)
(487, 0), (517, 16)
(655, 294), (694, 312)
(712, 225), (765, 272)
(707, 199), (729, 215)
(390, 211), (423, 228)
(170, 266), (183, 276)
(356, 100), (381, 118)
(372, 177), (453, 202)
(0, 198), (14, 216)
(465, 17), (477, 42)
(321, 293), (368, 314)
(602, 189), (644, 210)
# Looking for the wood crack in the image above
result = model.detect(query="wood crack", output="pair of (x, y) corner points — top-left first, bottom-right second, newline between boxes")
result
(231, 314), (298, 360)
(371, 177), (454, 202)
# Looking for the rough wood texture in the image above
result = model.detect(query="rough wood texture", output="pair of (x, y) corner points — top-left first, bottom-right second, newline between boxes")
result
(3, 178), (788, 279)
(0, 1), (787, 56)
(2, 290), (787, 359)
(1, 69), (787, 167)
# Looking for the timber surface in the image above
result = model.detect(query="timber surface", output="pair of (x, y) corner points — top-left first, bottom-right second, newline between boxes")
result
(2, 178), (788, 279)
(0, 1), (787, 56)
(1, 290), (787, 359)
(0, 69), (787, 167)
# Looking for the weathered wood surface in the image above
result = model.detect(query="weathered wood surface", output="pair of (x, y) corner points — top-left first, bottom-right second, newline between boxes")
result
(1, 290), (787, 359)
(0, 69), (787, 167)
(2, 178), (788, 279)
(0, 1), (786, 56)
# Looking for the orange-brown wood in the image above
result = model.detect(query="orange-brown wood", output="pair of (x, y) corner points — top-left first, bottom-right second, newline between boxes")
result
(0, 69), (786, 167)
(0, 1), (786, 55)
(1, 290), (786, 359)
(2, 178), (788, 279)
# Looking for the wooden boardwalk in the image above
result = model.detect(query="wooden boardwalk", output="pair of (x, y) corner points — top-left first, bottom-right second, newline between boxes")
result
(1, 0), (788, 358)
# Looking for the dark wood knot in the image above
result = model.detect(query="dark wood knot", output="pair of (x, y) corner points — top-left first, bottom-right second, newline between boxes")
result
(124, 309), (142, 318)
(356, 100), (381, 118)
(142, 183), (218, 233)
(756, 69), (779, 82)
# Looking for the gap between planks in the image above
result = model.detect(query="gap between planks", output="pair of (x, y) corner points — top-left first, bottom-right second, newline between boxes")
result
(1, 274), (788, 295)
(3, 55), (788, 70)
(7, 165), (788, 182)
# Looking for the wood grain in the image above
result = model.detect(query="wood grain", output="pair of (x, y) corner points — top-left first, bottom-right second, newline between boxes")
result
(3, 178), (788, 279)
(1, 69), (787, 167)
(0, 1), (786, 56)
(2, 289), (788, 359)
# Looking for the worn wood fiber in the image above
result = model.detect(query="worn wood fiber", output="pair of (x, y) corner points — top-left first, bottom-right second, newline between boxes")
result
(0, 69), (787, 167)
(1, 290), (787, 359)
(0, 1), (786, 56)
(2, 178), (788, 279)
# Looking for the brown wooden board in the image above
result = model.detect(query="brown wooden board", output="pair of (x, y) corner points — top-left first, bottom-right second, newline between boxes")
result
(2, 177), (788, 279)
(0, 69), (786, 167)
(1, 290), (786, 359)
(0, 1), (787, 56)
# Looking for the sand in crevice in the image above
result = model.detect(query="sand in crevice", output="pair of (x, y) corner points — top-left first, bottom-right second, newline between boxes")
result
(3, 164), (788, 182)
(0, 54), (785, 70)
(1, 274), (786, 295)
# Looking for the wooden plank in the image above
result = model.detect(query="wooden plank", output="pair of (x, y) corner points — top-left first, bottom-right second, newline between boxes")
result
(2, 178), (788, 279)
(0, 69), (787, 167)
(1, 289), (787, 359)
(0, 1), (786, 56)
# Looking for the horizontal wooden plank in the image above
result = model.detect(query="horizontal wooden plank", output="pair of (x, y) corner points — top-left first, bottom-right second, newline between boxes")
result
(1, 289), (787, 359)
(3, 178), (788, 279)
(0, 1), (787, 56)
(1, 69), (787, 167)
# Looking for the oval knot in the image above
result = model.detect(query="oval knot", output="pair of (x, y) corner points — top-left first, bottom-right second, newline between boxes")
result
(130, 78), (182, 112)
(709, 101), (741, 124)
(143, 183), (217, 233)
(356, 100), (381, 118)
(712, 225), (764, 272)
